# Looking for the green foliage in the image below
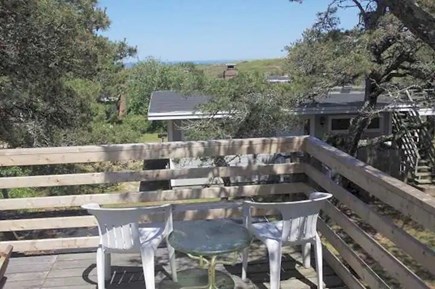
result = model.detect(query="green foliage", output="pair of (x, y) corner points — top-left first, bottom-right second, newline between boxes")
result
(126, 59), (207, 116)
(286, 29), (370, 96)
(8, 188), (43, 199)
(286, 0), (434, 155)
(184, 72), (299, 140)
(286, 2), (434, 97)
(0, 0), (135, 148)
(69, 114), (149, 145)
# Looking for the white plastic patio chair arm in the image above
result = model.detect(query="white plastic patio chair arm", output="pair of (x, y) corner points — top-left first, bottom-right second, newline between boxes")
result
(242, 202), (253, 228)
(162, 204), (174, 236)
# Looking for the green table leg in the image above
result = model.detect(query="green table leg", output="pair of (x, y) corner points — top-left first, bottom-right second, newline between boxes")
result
(207, 256), (217, 289)
(159, 255), (235, 289)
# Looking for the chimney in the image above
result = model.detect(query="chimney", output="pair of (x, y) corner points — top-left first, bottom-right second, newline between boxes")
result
(223, 63), (238, 80)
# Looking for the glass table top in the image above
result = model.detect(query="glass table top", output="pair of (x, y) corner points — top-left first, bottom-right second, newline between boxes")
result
(168, 219), (252, 256)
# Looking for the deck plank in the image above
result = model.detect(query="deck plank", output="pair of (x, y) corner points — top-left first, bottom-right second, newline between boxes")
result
(4, 243), (347, 289)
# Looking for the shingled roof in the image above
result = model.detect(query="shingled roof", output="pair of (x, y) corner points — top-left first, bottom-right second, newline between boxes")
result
(148, 91), (227, 120)
(147, 89), (413, 120)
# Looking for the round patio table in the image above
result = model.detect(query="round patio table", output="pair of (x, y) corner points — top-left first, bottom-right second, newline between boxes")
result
(167, 219), (252, 289)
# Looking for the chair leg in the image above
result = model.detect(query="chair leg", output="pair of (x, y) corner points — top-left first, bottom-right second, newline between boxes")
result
(303, 242), (311, 268)
(104, 253), (111, 280)
(241, 246), (249, 281)
(167, 243), (178, 282)
(265, 240), (282, 289)
(314, 235), (323, 289)
(141, 247), (156, 289)
(96, 247), (106, 289)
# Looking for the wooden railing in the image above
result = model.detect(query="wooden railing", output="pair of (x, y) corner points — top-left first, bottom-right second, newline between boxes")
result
(304, 136), (434, 289)
(0, 137), (307, 252)
(0, 136), (434, 288)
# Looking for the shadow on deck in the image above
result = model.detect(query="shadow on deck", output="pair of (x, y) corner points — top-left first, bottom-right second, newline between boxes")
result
(4, 242), (346, 289)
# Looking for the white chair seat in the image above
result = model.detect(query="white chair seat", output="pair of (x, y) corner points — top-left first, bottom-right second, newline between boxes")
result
(251, 221), (283, 240)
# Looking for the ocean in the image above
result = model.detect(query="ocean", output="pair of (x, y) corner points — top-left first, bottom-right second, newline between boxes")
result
(124, 59), (245, 68)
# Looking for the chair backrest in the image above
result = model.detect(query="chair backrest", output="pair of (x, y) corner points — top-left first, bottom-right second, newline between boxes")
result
(244, 192), (332, 243)
(81, 203), (172, 251)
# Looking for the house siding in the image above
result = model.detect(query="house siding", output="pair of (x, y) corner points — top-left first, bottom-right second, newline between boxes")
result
(312, 112), (391, 140)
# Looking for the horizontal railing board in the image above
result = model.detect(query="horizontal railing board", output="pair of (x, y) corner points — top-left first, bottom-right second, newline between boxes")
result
(322, 245), (366, 289)
(0, 137), (306, 166)
(0, 237), (99, 253)
(0, 163), (303, 189)
(0, 182), (312, 210)
(0, 216), (97, 232)
(0, 206), (254, 252)
(304, 136), (435, 231)
(0, 201), (247, 231)
(305, 164), (435, 275)
(0, 200), (291, 233)
(318, 220), (391, 289)
(323, 202), (430, 289)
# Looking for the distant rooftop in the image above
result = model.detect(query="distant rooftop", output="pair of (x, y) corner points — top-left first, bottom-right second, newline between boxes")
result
(148, 91), (225, 120)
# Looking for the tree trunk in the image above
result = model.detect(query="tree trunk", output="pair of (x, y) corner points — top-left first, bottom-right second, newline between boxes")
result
(346, 77), (381, 156)
(383, 0), (435, 50)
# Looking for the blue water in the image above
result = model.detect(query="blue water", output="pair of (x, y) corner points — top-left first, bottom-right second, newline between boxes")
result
(165, 59), (243, 65)
(124, 59), (245, 68)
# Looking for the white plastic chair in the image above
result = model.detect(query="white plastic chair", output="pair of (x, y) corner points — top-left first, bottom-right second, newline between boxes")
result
(82, 203), (177, 289)
(241, 192), (332, 289)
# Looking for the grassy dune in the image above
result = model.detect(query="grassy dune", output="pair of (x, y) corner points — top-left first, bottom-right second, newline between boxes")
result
(199, 58), (286, 78)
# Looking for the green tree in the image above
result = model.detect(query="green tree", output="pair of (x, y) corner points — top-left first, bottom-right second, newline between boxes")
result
(124, 59), (206, 133)
(184, 72), (298, 141)
(0, 0), (134, 148)
(291, 0), (435, 50)
(377, 0), (435, 50)
(286, 0), (435, 156)
(126, 59), (206, 117)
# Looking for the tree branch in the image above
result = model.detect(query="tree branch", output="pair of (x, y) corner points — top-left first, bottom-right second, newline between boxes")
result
(380, 49), (414, 82)
(358, 134), (395, 148)
(383, 72), (408, 82)
(383, 0), (435, 50)
(351, 0), (367, 19)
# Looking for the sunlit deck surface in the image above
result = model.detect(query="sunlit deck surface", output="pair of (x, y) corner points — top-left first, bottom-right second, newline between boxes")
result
(5, 242), (346, 289)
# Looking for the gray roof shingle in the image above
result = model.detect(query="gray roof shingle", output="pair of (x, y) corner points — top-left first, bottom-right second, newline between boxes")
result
(147, 89), (412, 119)
(299, 92), (396, 109)
(148, 90), (211, 115)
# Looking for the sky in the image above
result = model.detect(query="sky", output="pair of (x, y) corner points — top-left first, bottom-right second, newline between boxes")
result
(97, 0), (359, 62)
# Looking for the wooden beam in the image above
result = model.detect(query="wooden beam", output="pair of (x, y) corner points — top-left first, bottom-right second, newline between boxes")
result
(0, 163), (303, 189)
(0, 182), (312, 210)
(323, 202), (430, 289)
(0, 245), (12, 285)
(305, 164), (435, 275)
(318, 220), (390, 289)
(322, 245), (366, 289)
(304, 136), (435, 231)
(0, 137), (306, 166)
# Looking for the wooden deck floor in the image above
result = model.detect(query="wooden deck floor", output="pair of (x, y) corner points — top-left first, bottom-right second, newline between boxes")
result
(4, 242), (347, 289)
